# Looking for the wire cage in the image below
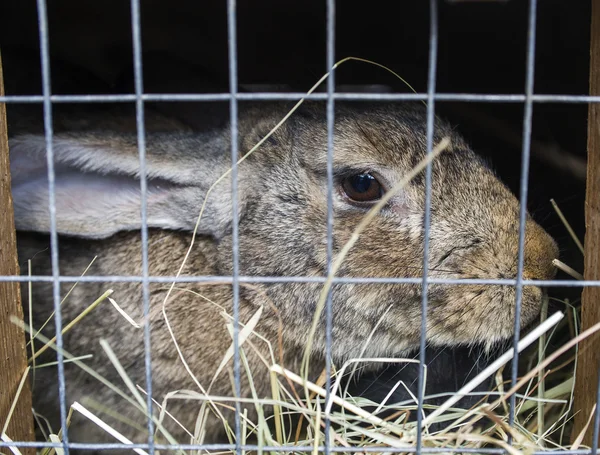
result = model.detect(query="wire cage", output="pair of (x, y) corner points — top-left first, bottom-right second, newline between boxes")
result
(0, 0), (598, 454)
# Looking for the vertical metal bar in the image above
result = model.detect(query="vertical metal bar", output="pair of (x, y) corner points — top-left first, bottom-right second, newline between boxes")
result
(227, 0), (242, 453)
(129, 1), (155, 452)
(509, 0), (538, 433)
(592, 364), (600, 455)
(324, 0), (336, 452)
(35, 1), (69, 453)
(416, 0), (438, 451)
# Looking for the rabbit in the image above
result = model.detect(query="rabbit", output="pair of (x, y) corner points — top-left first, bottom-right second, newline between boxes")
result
(9, 101), (558, 448)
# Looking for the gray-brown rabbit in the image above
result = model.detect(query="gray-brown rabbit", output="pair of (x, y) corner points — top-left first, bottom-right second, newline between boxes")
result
(9, 101), (558, 448)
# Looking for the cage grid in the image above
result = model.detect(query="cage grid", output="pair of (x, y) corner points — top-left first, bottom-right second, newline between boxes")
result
(0, 0), (598, 453)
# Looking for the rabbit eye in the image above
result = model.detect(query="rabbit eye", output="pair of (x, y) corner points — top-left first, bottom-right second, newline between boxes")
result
(341, 173), (384, 203)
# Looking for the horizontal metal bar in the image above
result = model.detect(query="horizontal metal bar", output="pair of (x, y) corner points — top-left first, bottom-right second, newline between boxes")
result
(1, 92), (599, 104)
(0, 274), (595, 287)
(0, 440), (595, 455)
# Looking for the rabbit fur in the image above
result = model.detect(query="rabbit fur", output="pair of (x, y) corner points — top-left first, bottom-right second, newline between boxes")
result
(9, 101), (558, 447)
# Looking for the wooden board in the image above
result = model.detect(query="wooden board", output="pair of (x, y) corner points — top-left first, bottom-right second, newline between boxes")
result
(0, 51), (35, 452)
(572, 0), (600, 446)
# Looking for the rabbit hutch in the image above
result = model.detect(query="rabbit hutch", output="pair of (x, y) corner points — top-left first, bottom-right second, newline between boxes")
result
(0, 0), (599, 453)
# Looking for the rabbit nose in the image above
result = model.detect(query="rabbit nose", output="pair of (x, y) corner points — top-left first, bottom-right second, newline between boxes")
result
(523, 219), (559, 281)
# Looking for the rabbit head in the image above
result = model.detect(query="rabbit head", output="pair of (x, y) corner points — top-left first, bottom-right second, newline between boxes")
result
(10, 102), (558, 365)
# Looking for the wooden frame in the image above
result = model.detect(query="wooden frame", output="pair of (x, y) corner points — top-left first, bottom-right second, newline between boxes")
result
(572, 0), (600, 446)
(0, 52), (35, 452)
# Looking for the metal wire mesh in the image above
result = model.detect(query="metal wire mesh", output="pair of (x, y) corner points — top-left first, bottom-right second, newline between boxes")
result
(0, 0), (599, 453)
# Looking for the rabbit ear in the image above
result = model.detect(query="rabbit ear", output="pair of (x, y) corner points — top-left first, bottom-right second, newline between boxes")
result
(9, 131), (236, 239)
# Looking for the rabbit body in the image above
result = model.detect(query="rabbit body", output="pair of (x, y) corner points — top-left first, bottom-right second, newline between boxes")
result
(10, 102), (558, 446)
